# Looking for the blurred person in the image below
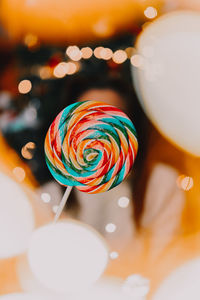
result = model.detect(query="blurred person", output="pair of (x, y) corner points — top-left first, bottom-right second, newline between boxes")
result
(58, 74), (200, 299)
(59, 74), (186, 253)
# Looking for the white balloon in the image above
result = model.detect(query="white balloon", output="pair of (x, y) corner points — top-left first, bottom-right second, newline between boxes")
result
(153, 257), (200, 300)
(0, 294), (51, 300)
(27, 221), (109, 293)
(71, 277), (148, 300)
(17, 255), (56, 296)
(132, 11), (200, 156)
(0, 172), (34, 258)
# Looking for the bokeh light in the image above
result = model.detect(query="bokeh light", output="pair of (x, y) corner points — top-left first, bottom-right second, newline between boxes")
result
(123, 274), (150, 298)
(94, 47), (104, 59)
(53, 62), (69, 78)
(93, 19), (113, 37)
(0, 172), (34, 258)
(105, 223), (117, 233)
(176, 175), (194, 191)
(39, 66), (52, 79)
(28, 221), (109, 293)
(66, 46), (82, 61)
(81, 47), (93, 59)
(66, 62), (78, 74)
(52, 205), (59, 213)
(21, 142), (36, 160)
(144, 6), (157, 19)
(112, 50), (127, 64)
(18, 80), (32, 94)
(117, 196), (130, 208)
(100, 48), (113, 60)
(13, 167), (26, 182)
(24, 34), (38, 49)
(110, 251), (119, 260)
(130, 54), (144, 67)
(41, 192), (51, 203)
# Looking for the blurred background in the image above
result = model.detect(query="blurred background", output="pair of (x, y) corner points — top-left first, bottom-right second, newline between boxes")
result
(1, 0), (200, 299)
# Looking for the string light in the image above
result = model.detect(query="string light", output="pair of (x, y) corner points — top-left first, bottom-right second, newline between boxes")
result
(112, 50), (127, 64)
(66, 46), (82, 61)
(18, 80), (32, 94)
(144, 6), (157, 19)
(81, 47), (93, 59)
(38, 45), (150, 81)
(100, 48), (113, 60)
(66, 62), (78, 74)
(53, 62), (69, 78)
(66, 46), (76, 56)
(94, 47), (104, 59)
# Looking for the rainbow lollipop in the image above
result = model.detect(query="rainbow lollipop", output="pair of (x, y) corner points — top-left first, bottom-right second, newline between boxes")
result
(44, 101), (138, 220)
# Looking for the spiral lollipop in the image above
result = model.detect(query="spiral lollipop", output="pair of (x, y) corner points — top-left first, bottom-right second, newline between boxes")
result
(45, 101), (138, 220)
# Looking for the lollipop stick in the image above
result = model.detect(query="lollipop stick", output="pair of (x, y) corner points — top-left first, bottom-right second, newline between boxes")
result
(54, 186), (73, 223)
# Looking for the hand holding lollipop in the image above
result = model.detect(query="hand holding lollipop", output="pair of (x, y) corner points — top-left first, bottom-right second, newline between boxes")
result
(44, 100), (138, 221)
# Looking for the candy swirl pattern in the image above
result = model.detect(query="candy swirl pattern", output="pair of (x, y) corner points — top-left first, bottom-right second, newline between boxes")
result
(45, 101), (138, 194)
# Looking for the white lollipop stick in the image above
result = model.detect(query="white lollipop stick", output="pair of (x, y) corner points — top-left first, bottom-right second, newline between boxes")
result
(54, 186), (73, 222)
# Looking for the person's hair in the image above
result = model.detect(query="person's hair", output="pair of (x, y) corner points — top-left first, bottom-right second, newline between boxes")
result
(61, 73), (151, 226)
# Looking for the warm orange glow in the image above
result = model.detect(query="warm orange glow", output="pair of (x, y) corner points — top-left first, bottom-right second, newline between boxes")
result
(39, 66), (52, 79)
(93, 19), (113, 37)
(0, 0), (160, 44)
(21, 142), (36, 160)
(66, 46), (82, 61)
(18, 80), (32, 94)
(112, 50), (127, 64)
(53, 62), (69, 78)
(94, 47), (104, 59)
(130, 54), (144, 67)
(81, 47), (93, 59)
(144, 6), (158, 19)
(24, 33), (38, 48)
(13, 167), (26, 182)
(100, 48), (113, 60)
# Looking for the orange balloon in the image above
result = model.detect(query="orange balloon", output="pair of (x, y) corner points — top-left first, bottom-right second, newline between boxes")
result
(0, 0), (160, 44)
